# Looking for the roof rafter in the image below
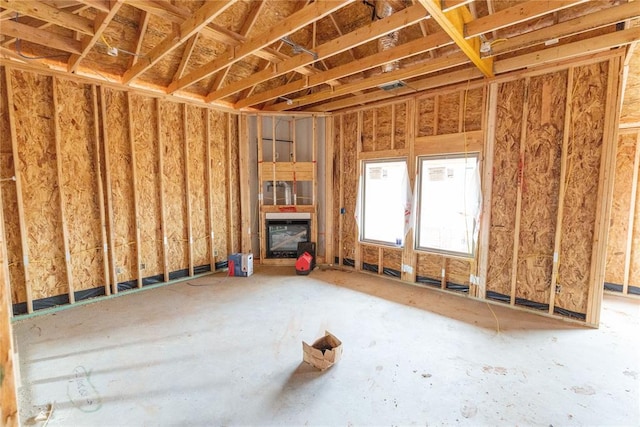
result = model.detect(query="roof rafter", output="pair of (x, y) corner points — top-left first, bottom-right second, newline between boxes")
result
(0, 19), (82, 54)
(0, 0), (95, 35)
(305, 26), (640, 112)
(208, 0), (266, 93)
(167, 0), (354, 94)
(67, 0), (124, 73)
(128, 10), (149, 68)
(416, 0), (493, 77)
(235, 31), (452, 109)
(122, 0), (238, 84)
(206, 3), (426, 102)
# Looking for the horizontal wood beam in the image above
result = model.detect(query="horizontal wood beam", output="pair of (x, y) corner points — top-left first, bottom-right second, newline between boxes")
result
(490, 1), (640, 57)
(74, 0), (110, 13)
(0, 19), (82, 54)
(167, 0), (353, 94)
(494, 25), (640, 74)
(265, 52), (470, 111)
(235, 31), (452, 109)
(122, 0), (237, 84)
(0, 0), (95, 35)
(465, 0), (587, 38)
(206, 3), (427, 102)
(417, 0), (493, 77)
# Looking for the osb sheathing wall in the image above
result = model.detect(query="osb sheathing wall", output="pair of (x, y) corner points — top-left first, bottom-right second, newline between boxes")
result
(0, 180), (18, 426)
(605, 128), (640, 297)
(329, 52), (622, 325)
(0, 66), (241, 315)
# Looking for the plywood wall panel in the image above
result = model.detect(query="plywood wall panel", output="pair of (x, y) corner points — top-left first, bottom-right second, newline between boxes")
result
(394, 102), (407, 149)
(463, 87), (484, 132)
(210, 110), (229, 261)
(0, 67), (25, 304)
(447, 258), (471, 286)
(104, 89), (137, 283)
(362, 110), (374, 152)
(605, 133), (636, 285)
(382, 248), (402, 272)
(11, 70), (66, 300)
(516, 72), (566, 306)
(159, 100), (188, 273)
(130, 94), (163, 277)
(416, 252), (442, 281)
(376, 105), (392, 151)
(56, 78), (103, 292)
(631, 163), (640, 288)
(417, 97), (434, 137)
(487, 80), (525, 297)
(342, 112), (358, 260)
(361, 245), (378, 267)
(186, 105), (209, 267)
(557, 62), (608, 314)
(437, 92), (460, 134)
(229, 114), (241, 253)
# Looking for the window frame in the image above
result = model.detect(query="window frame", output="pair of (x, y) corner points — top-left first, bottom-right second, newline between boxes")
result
(359, 157), (409, 248)
(414, 152), (481, 258)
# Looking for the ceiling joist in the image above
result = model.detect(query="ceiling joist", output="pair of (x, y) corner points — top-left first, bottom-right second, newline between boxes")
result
(167, 0), (354, 94)
(0, 0), (95, 35)
(417, 0), (493, 77)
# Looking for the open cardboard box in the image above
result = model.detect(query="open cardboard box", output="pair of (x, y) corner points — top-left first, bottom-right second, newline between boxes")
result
(302, 331), (343, 371)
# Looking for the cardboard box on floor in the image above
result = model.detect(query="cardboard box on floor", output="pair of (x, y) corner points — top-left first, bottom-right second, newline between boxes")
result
(302, 331), (343, 370)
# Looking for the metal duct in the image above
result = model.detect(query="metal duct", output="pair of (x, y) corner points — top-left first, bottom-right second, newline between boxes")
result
(375, 0), (400, 73)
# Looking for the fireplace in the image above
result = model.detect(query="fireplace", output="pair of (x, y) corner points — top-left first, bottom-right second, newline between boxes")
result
(266, 218), (310, 258)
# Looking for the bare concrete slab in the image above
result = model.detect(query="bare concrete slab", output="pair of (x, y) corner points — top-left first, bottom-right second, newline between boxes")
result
(13, 266), (640, 426)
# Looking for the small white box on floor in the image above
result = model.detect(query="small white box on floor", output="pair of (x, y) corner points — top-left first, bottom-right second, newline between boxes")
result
(228, 253), (253, 277)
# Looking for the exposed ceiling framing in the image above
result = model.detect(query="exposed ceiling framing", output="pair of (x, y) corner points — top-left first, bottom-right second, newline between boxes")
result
(0, 0), (638, 112)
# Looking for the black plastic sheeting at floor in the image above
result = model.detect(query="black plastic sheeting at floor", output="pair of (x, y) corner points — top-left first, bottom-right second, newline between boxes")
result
(486, 290), (586, 321)
(415, 275), (441, 288)
(446, 282), (469, 293)
(342, 258), (355, 267)
(362, 262), (379, 273)
(12, 264), (220, 316)
(382, 267), (401, 278)
(605, 282), (640, 296)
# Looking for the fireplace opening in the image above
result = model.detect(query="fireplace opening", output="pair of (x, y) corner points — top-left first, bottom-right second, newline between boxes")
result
(266, 219), (310, 258)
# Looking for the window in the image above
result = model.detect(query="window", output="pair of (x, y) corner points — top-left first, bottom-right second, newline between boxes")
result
(359, 159), (410, 246)
(416, 153), (481, 257)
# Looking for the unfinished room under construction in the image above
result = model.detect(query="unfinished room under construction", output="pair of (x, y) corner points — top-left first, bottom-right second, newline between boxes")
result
(1, 0), (639, 425)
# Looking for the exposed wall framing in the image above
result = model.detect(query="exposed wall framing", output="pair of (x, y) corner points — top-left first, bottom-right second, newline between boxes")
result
(0, 66), (241, 315)
(330, 50), (624, 326)
(605, 128), (640, 297)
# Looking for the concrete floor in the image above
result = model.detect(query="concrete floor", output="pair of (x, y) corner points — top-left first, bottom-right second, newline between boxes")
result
(13, 266), (640, 426)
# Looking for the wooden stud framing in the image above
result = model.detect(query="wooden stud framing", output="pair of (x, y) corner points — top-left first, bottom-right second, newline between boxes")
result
(156, 99), (169, 282)
(391, 104), (396, 150)
(354, 111), (363, 271)
(586, 55), (624, 325)
(325, 116), (334, 264)
(478, 83), (499, 299)
(338, 115), (345, 266)
(238, 114), (252, 253)
(205, 110), (216, 269)
(404, 98), (417, 283)
(312, 115), (319, 247)
(623, 131), (640, 291)
(99, 86), (118, 294)
(226, 113), (234, 255)
(127, 92), (143, 288)
(183, 104), (194, 277)
(257, 116), (266, 260)
(91, 85), (110, 296)
(548, 68), (575, 314)
(4, 67), (33, 313)
(509, 77), (531, 305)
(52, 77), (76, 303)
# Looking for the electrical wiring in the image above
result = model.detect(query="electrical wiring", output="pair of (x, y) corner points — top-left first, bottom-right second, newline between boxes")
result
(12, 13), (68, 60)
